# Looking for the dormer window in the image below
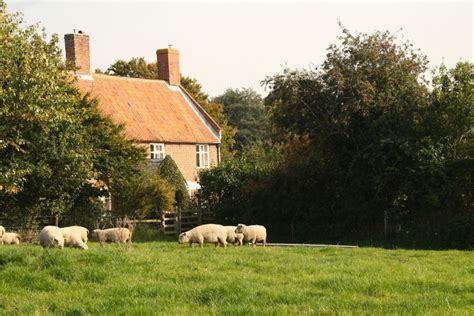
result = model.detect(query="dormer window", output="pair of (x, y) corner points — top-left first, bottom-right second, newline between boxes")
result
(150, 143), (165, 161)
(196, 144), (209, 168)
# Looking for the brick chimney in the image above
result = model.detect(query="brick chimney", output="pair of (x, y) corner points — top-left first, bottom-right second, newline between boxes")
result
(64, 30), (90, 74)
(157, 48), (180, 86)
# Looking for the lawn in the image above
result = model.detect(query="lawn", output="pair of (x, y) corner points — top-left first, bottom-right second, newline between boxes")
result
(0, 242), (472, 315)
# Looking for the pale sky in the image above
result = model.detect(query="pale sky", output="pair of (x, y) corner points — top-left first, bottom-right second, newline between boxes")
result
(7, 1), (474, 97)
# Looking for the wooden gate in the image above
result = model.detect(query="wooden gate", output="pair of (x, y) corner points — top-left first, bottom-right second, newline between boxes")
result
(161, 209), (202, 235)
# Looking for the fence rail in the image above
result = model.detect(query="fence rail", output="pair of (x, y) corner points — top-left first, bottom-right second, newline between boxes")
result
(0, 208), (209, 236)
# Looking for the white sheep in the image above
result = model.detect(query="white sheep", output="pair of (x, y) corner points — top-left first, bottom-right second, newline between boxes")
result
(178, 224), (227, 248)
(39, 226), (64, 249)
(224, 226), (244, 246)
(1, 232), (21, 245)
(64, 232), (88, 250)
(60, 226), (89, 244)
(0, 226), (5, 245)
(93, 228), (132, 248)
(235, 224), (267, 248)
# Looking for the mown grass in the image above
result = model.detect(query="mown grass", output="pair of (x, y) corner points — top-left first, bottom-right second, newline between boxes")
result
(0, 242), (472, 315)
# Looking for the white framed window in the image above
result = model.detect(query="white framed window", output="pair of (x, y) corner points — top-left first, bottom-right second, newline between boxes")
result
(150, 143), (165, 160)
(196, 144), (209, 168)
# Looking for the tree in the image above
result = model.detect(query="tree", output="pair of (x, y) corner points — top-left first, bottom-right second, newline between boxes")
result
(180, 75), (210, 106)
(111, 164), (175, 219)
(197, 157), (271, 224)
(0, 6), (147, 227)
(105, 57), (157, 79)
(157, 155), (188, 209)
(263, 27), (473, 247)
(213, 88), (271, 151)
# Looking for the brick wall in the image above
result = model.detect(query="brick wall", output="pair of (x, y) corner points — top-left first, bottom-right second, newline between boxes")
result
(143, 142), (219, 181)
(64, 32), (90, 74)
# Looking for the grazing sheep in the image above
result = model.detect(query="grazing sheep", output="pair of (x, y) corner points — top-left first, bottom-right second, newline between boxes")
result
(39, 226), (64, 249)
(93, 228), (132, 248)
(60, 226), (89, 244)
(178, 224), (227, 248)
(235, 224), (267, 248)
(0, 226), (5, 245)
(1, 232), (21, 245)
(64, 232), (88, 250)
(224, 226), (244, 246)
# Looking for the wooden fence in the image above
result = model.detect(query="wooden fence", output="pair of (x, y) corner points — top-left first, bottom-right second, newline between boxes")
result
(161, 209), (202, 235)
(139, 208), (212, 235)
(0, 208), (214, 236)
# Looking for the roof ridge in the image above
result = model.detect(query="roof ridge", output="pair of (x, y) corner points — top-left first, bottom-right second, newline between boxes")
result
(92, 73), (167, 84)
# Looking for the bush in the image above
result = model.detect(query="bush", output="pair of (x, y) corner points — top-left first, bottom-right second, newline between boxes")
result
(157, 155), (189, 209)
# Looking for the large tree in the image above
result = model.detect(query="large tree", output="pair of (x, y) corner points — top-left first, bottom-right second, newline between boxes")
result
(197, 27), (472, 248)
(0, 6), (147, 227)
(263, 27), (473, 245)
(213, 88), (271, 151)
(104, 57), (157, 79)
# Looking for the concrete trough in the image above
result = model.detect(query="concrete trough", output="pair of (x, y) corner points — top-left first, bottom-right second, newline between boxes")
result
(260, 243), (358, 248)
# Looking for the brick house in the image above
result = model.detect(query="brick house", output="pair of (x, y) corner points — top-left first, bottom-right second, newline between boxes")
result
(64, 31), (221, 192)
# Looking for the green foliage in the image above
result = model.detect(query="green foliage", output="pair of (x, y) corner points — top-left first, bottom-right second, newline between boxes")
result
(180, 75), (210, 106)
(198, 27), (473, 248)
(0, 244), (473, 314)
(0, 8), (146, 227)
(197, 157), (272, 223)
(261, 28), (473, 247)
(430, 62), (473, 160)
(213, 87), (271, 151)
(157, 155), (188, 208)
(111, 165), (175, 218)
(105, 57), (158, 79)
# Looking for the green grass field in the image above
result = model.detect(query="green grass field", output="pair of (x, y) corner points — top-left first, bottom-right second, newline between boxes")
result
(0, 242), (472, 315)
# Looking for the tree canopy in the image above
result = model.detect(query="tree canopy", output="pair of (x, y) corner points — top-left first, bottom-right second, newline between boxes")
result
(156, 155), (188, 209)
(0, 7), (149, 227)
(105, 57), (158, 79)
(213, 88), (271, 151)
(197, 27), (473, 248)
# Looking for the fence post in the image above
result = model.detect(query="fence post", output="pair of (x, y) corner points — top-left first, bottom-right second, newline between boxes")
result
(177, 207), (181, 234)
(55, 215), (59, 227)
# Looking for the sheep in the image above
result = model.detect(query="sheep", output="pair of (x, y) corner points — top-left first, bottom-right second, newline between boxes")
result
(0, 226), (5, 245)
(224, 226), (244, 246)
(64, 232), (88, 250)
(60, 226), (89, 244)
(1, 232), (21, 245)
(178, 224), (227, 248)
(39, 226), (64, 249)
(235, 224), (267, 248)
(93, 228), (132, 248)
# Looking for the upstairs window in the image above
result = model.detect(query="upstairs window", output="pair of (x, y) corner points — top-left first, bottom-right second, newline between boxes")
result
(150, 143), (165, 161)
(196, 144), (209, 168)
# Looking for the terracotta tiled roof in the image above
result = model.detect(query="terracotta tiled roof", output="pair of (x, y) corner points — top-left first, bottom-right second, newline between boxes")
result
(75, 74), (220, 144)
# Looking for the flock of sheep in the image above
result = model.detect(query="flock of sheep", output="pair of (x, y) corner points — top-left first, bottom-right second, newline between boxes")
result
(179, 223), (267, 248)
(0, 225), (132, 250)
(0, 223), (267, 249)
